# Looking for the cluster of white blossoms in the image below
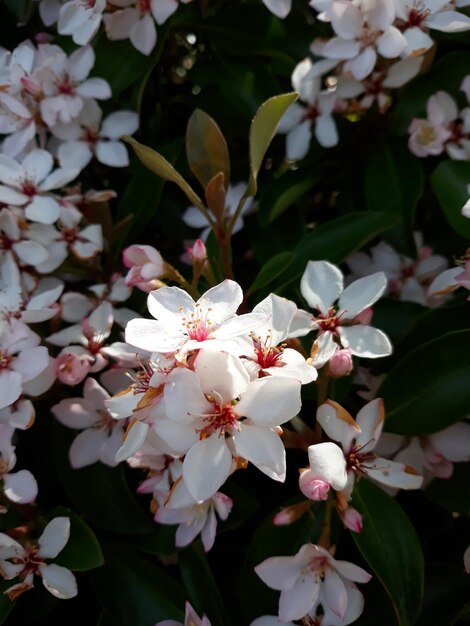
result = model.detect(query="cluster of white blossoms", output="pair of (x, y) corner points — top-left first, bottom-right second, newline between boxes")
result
(408, 77), (470, 159)
(38, 0), (193, 55)
(275, 0), (470, 157)
(0, 40), (139, 169)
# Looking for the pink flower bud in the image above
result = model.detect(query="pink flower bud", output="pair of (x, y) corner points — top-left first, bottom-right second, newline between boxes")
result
(328, 348), (353, 378)
(191, 239), (207, 262)
(55, 352), (90, 386)
(355, 306), (373, 325)
(299, 468), (330, 501)
(341, 507), (363, 533)
(273, 509), (295, 526)
(123, 245), (164, 292)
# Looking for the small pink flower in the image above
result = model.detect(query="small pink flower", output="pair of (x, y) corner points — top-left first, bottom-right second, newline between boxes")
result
(328, 348), (353, 378)
(55, 351), (91, 386)
(123, 245), (164, 293)
(299, 468), (330, 500)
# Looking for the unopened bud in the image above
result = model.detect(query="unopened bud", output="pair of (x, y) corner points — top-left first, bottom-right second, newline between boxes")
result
(299, 468), (330, 501)
(191, 239), (207, 262)
(341, 507), (363, 533)
(273, 500), (313, 526)
(328, 348), (353, 378)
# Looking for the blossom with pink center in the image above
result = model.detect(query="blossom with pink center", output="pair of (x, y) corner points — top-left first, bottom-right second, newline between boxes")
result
(346, 237), (448, 306)
(125, 280), (266, 357)
(243, 294), (317, 384)
(53, 99), (139, 170)
(0, 149), (79, 225)
(57, 0), (107, 45)
(0, 423), (38, 504)
(255, 543), (371, 622)
(0, 517), (77, 600)
(152, 349), (301, 502)
(0, 319), (49, 410)
(395, 0), (470, 57)
(299, 260), (392, 358)
(155, 473), (232, 552)
(123, 244), (165, 292)
(308, 399), (423, 498)
(408, 91), (458, 158)
(155, 601), (211, 626)
(52, 377), (126, 468)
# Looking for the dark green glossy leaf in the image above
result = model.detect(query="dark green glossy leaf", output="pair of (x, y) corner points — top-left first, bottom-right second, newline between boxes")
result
(4, 0), (34, 23)
(431, 161), (470, 239)
(352, 480), (424, 626)
(416, 564), (470, 626)
(425, 463), (470, 514)
(379, 330), (470, 435)
(0, 580), (16, 624)
(186, 109), (230, 191)
(45, 506), (103, 572)
(91, 537), (185, 626)
(53, 422), (154, 534)
(245, 92), (298, 198)
(365, 142), (424, 254)
(248, 251), (295, 294)
(275, 211), (398, 292)
(179, 543), (232, 626)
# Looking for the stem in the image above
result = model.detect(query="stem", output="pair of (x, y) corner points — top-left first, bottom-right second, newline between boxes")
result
(314, 371), (329, 442)
(318, 496), (333, 549)
(217, 228), (234, 279)
(226, 192), (248, 239)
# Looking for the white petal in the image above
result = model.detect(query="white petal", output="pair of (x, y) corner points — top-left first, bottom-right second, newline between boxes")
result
(315, 115), (338, 148)
(38, 517), (70, 559)
(279, 574), (320, 622)
(255, 555), (302, 591)
(307, 441), (348, 490)
(430, 422), (470, 462)
(183, 435), (232, 503)
(25, 196), (61, 225)
(300, 260), (344, 314)
(151, 0), (179, 24)
(198, 280), (244, 323)
(317, 400), (360, 450)
(96, 140), (129, 167)
(262, 0), (291, 17)
(286, 120), (312, 161)
(233, 423), (286, 481)
(69, 428), (108, 468)
(0, 370), (22, 410)
(52, 398), (99, 429)
(427, 10), (470, 32)
(350, 47), (377, 81)
(76, 78), (112, 100)
(323, 568), (348, 618)
(194, 349), (249, 402)
(338, 325), (392, 358)
(115, 420), (149, 463)
(354, 398), (384, 452)
(365, 457), (423, 490)
(402, 27), (433, 56)
(101, 110), (139, 139)
(377, 27), (407, 58)
(22, 149), (53, 184)
(130, 15), (157, 56)
(40, 563), (77, 599)
(4, 470), (38, 503)
(236, 377), (301, 426)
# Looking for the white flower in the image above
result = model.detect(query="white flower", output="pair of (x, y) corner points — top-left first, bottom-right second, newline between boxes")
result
(407, 91), (457, 157)
(155, 601), (212, 626)
(183, 182), (255, 240)
(58, 0), (107, 45)
(310, 399), (423, 497)
(52, 377), (127, 468)
(153, 349), (301, 502)
(0, 424), (38, 504)
(123, 244), (165, 292)
(255, 543), (371, 622)
(300, 260), (392, 358)
(125, 280), (265, 356)
(0, 149), (79, 224)
(0, 517), (77, 600)
(53, 99), (139, 170)
(0, 319), (49, 411)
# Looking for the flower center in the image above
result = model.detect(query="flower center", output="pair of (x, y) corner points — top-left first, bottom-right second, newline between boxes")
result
(0, 233), (13, 251)
(253, 336), (284, 369)
(138, 0), (151, 15)
(198, 395), (239, 438)
(21, 179), (37, 197)
(57, 74), (76, 96)
(314, 306), (340, 332)
(406, 5), (429, 28)
(417, 123), (436, 146)
(0, 351), (12, 370)
(346, 444), (376, 475)
(83, 128), (100, 145)
(181, 304), (213, 342)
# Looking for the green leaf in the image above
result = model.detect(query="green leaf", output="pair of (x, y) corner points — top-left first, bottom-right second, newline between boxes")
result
(0, 580), (16, 624)
(431, 161), (470, 239)
(91, 537), (186, 626)
(124, 136), (207, 214)
(53, 422), (154, 534)
(248, 251), (296, 294)
(425, 463), (470, 514)
(365, 142), (424, 254)
(3, 0), (34, 23)
(378, 330), (470, 435)
(245, 92), (298, 198)
(179, 543), (232, 626)
(416, 564), (470, 626)
(351, 480), (424, 626)
(186, 109), (230, 191)
(45, 506), (103, 571)
(275, 211), (398, 292)
(257, 169), (319, 228)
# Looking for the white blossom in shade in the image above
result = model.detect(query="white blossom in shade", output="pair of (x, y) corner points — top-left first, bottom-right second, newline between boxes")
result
(0, 319), (49, 411)
(407, 91), (458, 158)
(52, 377), (126, 468)
(335, 56), (423, 114)
(155, 601), (212, 626)
(38, 0), (64, 26)
(394, 0), (470, 57)
(123, 244), (165, 292)
(0, 398), (35, 430)
(317, 0), (406, 80)
(376, 421), (470, 486)
(243, 293), (318, 384)
(0, 517), (77, 600)
(311, 399), (423, 498)
(300, 260), (392, 358)
(0, 424), (38, 504)
(57, 0), (107, 45)
(346, 237), (448, 306)
(0, 92), (40, 158)
(104, 0), (186, 56)
(277, 58), (340, 158)
(182, 182), (255, 240)
(153, 349), (301, 503)
(0, 209), (50, 268)
(255, 543), (371, 622)
(125, 280), (266, 356)
(38, 44), (111, 127)
(155, 476), (232, 552)
(53, 99), (139, 170)
(0, 149), (79, 224)
(262, 0), (292, 18)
